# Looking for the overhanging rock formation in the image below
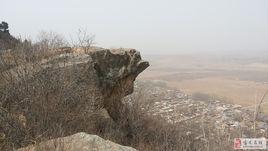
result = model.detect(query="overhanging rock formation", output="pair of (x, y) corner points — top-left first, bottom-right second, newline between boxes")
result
(89, 48), (149, 121)
(42, 47), (149, 121)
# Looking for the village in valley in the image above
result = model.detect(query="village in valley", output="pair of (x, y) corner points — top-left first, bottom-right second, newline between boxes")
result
(126, 80), (268, 138)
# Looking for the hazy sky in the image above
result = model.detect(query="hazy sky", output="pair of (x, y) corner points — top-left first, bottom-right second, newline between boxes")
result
(1, 0), (268, 54)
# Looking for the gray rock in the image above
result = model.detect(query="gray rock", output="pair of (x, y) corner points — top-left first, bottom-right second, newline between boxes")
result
(18, 132), (137, 151)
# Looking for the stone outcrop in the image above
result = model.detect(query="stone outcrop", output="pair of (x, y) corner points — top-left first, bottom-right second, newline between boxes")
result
(18, 132), (137, 151)
(89, 48), (149, 121)
(1, 47), (148, 150)
(42, 47), (149, 121)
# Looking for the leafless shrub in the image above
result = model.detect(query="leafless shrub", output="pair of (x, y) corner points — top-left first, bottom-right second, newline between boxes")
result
(36, 31), (67, 50)
(70, 29), (95, 53)
(0, 32), (97, 150)
(114, 92), (234, 151)
(255, 90), (268, 121)
(253, 89), (268, 135)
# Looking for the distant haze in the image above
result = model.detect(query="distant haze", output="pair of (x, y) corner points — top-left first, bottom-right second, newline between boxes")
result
(1, 0), (268, 54)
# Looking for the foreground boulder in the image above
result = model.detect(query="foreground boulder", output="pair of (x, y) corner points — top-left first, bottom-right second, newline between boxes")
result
(18, 132), (137, 151)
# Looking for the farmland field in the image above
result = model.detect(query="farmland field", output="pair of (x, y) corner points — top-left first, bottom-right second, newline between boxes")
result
(139, 54), (268, 113)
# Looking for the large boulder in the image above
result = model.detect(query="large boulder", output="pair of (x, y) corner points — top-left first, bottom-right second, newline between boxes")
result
(17, 132), (137, 151)
(89, 48), (149, 121)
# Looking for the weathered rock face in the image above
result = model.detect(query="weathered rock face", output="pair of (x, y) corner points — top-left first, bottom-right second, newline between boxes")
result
(90, 48), (149, 96)
(43, 47), (149, 121)
(18, 132), (137, 151)
(88, 48), (149, 121)
(15, 47), (149, 122)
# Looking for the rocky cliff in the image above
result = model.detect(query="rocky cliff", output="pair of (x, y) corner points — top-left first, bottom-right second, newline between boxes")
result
(0, 47), (149, 150)
(41, 47), (149, 121)
(89, 48), (149, 121)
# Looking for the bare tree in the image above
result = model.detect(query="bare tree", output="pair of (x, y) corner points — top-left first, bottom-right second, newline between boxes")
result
(254, 90), (268, 125)
(70, 29), (95, 53)
(36, 31), (67, 50)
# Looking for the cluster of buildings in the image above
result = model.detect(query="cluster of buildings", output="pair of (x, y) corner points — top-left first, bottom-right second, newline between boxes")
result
(129, 80), (268, 136)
